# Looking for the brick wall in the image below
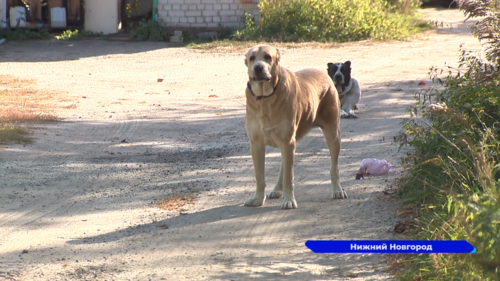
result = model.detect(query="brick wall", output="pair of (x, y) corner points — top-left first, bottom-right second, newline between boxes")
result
(157, 0), (259, 29)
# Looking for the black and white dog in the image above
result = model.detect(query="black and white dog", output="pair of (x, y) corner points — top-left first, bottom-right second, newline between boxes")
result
(327, 61), (361, 118)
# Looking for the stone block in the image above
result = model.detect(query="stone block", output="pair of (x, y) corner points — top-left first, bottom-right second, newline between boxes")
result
(170, 35), (184, 43)
(202, 10), (218, 16)
(219, 10), (235, 16)
(186, 11), (201, 17)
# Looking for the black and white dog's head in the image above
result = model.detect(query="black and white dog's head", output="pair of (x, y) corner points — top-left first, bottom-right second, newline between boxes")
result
(327, 61), (351, 95)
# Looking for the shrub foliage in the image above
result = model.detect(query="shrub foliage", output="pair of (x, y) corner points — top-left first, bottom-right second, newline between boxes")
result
(234, 0), (423, 42)
(129, 19), (170, 42)
(0, 26), (51, 40)
(397, 0), (500, 279)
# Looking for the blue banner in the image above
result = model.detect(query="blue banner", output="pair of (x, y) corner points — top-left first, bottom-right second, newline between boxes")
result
(305, 240), (476, 254)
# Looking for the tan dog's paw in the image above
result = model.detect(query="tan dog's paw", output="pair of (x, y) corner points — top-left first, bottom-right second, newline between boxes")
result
(244, 196), (265, 207)
(332, 190), (348, 199)
(266, 190), (282, 199)
(281, 199), (298, 209)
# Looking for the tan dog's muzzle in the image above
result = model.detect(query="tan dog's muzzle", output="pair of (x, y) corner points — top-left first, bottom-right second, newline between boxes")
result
(251, 62), (271, 82)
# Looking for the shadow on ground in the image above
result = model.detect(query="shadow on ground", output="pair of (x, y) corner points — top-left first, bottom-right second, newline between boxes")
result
(0, 40), (176, 62)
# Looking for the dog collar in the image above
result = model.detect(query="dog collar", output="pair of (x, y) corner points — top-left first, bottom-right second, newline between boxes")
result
(337, 90), (346, 100)
(336, 79), (352, 99)
(247, 78), (280, 101)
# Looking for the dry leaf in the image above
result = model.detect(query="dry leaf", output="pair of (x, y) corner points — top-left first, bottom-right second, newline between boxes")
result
(394, 222), (406, 233)
(394, 221), (413, 233)
(383, 189), (397, 195)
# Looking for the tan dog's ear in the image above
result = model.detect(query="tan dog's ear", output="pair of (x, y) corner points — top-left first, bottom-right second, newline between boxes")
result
(244, 48), (252, 66)
(275, 48), (281, 63)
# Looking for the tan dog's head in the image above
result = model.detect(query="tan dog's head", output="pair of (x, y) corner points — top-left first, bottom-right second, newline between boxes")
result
(244, 45), (281, 82)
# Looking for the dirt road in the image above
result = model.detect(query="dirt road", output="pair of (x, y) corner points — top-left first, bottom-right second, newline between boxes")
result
(0, 9), (480, 280)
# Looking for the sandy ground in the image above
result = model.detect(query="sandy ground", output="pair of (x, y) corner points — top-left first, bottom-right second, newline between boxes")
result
(0, 9), (481, 281)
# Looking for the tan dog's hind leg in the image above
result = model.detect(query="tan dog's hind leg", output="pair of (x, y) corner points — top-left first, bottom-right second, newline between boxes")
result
(322, 127), (348, 199)
(280, 143), (298, 209)
(266, 161), (283, 199)
(244, 140), (267, 207)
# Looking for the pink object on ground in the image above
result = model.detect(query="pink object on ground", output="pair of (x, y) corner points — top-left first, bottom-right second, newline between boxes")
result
(356, 158), (395, 179)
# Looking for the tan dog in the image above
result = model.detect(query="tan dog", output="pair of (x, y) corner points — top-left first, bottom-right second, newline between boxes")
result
(244, 45), (347, 209)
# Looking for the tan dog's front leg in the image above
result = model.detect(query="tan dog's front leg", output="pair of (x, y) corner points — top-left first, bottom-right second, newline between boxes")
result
(323, 127), (348, 199)
(281, 143), (297, 209)
(266, 161), (283, 199)
(244, 140), (266, 207)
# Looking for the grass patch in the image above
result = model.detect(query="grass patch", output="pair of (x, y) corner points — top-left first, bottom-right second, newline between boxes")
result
(154, 194), (197, 211)
(186, 40), (263, 52)
(0, 124), (32, 144)
(0, 75), (64, 144)
(56, 29), (104, 41)
(186, 40), (345, 52)
(0, 75), (35, 87)
(0, 87), (61, 123)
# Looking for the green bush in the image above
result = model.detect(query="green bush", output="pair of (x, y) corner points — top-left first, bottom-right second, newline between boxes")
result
(397, 0), (500, 279)
(129, 19), (169, 42)
(233, 0), (425, 42)
(399, 88), (500, 280)
(0, 26), (51, 40)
